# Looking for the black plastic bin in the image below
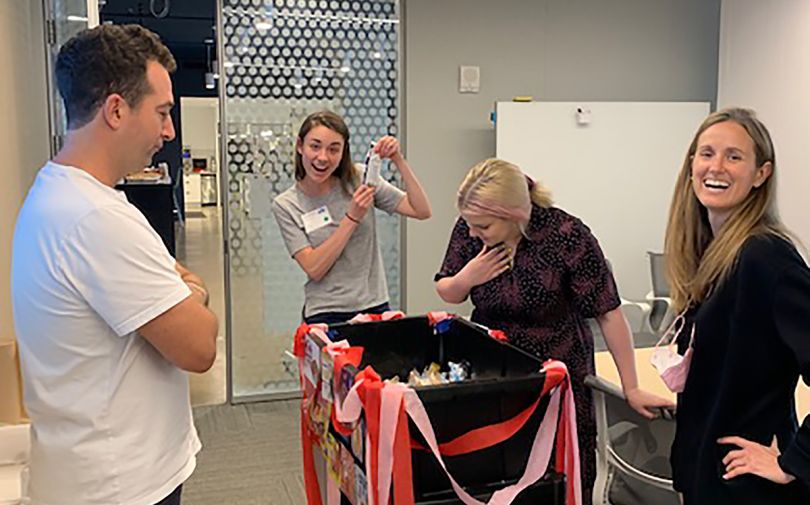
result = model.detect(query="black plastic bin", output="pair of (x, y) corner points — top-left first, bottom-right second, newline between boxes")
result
(322, 315), (566, 505)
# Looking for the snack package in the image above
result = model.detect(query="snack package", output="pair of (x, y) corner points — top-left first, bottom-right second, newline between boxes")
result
(424, 362), (446, 385)
(323, 432), (341, 486)
(355, 464), (369, 505)
(350, 417), (366, 464)
(362, 142), (382, 186)
(447, 360), (472, 382)
(407, 362), (448, 387)
(336, 366), (355, 407)
(303, 336), (321, 388)
(320, 350), (334, 403)
(308, 395), (330, 439)
(339, 444), (357, 502)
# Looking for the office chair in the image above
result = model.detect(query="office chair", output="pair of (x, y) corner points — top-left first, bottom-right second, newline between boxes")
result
(602, 258), (657, 344)
(645, 252), (673, 333)
(586, 375), (679, 505)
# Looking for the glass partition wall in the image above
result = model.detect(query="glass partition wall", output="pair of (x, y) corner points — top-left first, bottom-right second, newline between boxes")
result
(42, 0), (98, 155)
(218, 0), (403, 401)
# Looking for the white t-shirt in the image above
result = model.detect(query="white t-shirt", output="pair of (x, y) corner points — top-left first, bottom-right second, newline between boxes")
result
(11, 162), (201, 505)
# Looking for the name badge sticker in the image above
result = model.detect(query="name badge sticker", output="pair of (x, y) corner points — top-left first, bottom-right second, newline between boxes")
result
(302, 205), (334, 234)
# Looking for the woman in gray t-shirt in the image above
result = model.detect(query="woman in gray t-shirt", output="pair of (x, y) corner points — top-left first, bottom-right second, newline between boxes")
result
(272, 110), (431, 324)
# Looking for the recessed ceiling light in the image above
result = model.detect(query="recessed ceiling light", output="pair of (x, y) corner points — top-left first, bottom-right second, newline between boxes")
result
(255, 20), (272, 31)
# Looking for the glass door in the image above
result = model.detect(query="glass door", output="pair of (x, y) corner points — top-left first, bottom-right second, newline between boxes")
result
(218, 0), (403, 401)
(42, 0), (99, 155)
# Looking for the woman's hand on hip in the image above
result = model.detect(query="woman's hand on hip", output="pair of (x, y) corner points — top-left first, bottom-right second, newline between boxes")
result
(347, 184), (375, 223)
(458, 244), (512, 288)
(718, 436), (796, 484)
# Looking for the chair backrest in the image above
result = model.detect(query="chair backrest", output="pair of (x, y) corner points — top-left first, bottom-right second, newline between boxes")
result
(586, 375), (679, 505)
(647, 252), (670, 298)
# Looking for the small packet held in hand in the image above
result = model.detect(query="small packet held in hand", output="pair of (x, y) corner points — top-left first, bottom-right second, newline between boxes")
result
(363, 142), (383, 186)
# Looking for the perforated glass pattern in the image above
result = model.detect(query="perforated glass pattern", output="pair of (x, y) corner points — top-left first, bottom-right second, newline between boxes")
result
(223, 0), (401, 398)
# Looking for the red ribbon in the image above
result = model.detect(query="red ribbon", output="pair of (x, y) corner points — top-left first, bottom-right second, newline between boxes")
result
(349, 311), (406, 323)
(349, 366), (416, 505)
(294, 322), (311, 359)
(296, 323), (322, 504)
(426, 311), (454, 326)
(393, 402), (415, 504)
(410, 363), (564, 457)
(489, 329), (509, 342)
(301, 402), (324, 505)
(356, 367), (383, 504)
(329, 346), (364, 437)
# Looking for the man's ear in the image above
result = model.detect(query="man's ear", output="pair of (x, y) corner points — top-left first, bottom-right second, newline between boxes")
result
(101, 94), (128, 130)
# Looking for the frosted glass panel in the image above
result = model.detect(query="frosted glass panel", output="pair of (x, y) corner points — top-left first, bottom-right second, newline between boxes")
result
(223, 0), (402, 399)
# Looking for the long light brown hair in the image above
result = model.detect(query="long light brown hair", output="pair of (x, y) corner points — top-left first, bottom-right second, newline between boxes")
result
(664, 108), (789, 312)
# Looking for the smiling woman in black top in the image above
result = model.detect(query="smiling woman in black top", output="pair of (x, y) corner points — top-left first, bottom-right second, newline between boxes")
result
(664, 108), (810, 504)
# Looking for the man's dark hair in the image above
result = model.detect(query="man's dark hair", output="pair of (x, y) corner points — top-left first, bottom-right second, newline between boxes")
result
(55, 24), (176, 129)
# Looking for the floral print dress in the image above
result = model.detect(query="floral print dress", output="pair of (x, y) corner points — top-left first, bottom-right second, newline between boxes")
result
(435, 204), (621, 504)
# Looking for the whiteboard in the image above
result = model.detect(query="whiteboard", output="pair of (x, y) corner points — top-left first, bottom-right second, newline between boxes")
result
(496, 101), (710, 299)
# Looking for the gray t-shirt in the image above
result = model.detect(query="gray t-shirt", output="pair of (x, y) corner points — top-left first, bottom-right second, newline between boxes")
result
(271, 176), (405, 317)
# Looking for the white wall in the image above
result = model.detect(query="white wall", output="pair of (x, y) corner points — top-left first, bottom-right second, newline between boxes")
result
(718, 0), (810, 247)
(496, 102), (710, 299)
(180, 96), (219, 161)
(0, 0), (50, 341)
(0, 0), (49, 421)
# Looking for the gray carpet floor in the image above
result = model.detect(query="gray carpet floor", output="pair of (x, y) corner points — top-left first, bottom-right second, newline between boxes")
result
(184, 400), (306, 505)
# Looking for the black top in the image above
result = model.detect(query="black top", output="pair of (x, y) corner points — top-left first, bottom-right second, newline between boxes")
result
(671, 234), (810, 504)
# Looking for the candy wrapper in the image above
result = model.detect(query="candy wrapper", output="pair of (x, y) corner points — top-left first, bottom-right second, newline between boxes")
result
(405, 361), (474, 387)
(320, 351), (334, 402)
(354, 464), (368, 505)
(303, 337), (321, 388)
(362, 142), (382, 186)
(407, 362), (448, 387)
(447, 360), (472, 382)
(323, 432), (341, 485)
(339, 444), (356, 502)
(350, 417), (365, 465)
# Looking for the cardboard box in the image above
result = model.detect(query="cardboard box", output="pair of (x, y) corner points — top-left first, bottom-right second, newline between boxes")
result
(0, 339), (26, 425)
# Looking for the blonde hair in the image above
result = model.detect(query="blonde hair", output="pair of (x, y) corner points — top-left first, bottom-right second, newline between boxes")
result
(664, 107), (789, 312)
(457, 158), (552, 233)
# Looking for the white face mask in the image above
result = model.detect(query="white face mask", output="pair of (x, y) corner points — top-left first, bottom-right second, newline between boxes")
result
(650, 314), (696, 394)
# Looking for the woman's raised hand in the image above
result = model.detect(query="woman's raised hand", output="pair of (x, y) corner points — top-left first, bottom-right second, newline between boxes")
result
(373, 136), (403, 162)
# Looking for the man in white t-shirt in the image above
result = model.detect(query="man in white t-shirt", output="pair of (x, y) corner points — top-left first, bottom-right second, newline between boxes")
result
(11, 25), (218, 505)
